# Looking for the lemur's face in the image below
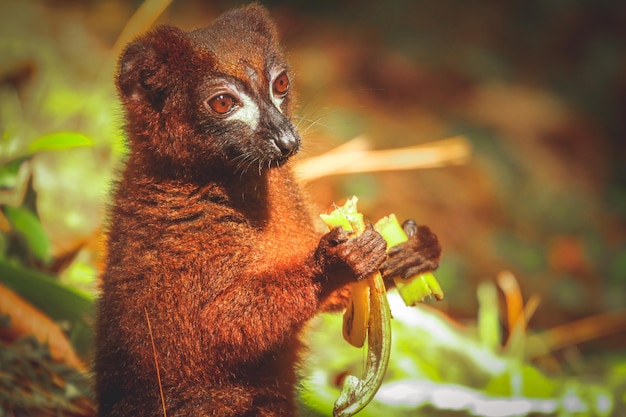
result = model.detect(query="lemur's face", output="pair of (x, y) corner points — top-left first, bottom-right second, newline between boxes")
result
(197, 67), (299, 173)
(116, 6), (300, 178)
(189, 16), (301, 174)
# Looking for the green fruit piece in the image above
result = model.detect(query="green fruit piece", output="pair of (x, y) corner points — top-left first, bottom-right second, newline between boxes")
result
(374, 214), (444, 306)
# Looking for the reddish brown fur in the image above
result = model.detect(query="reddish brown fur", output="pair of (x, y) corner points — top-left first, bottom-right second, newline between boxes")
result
(95, 5), (440, 417)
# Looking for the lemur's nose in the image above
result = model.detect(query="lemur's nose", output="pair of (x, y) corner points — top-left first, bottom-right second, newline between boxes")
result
(274, 130), (300, 157)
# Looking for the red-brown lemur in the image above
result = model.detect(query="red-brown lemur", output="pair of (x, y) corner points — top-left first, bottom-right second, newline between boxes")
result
(95, 4), (441, 416)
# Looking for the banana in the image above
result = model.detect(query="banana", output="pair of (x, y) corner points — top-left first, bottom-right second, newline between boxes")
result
(321, 197), (391, 417)
(341, 279), (370, 348)
(320, 198), (444, 417)
(320, 197), (370, 348)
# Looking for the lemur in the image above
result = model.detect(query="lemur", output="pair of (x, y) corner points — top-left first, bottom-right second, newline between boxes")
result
(95, 4), (441, 417)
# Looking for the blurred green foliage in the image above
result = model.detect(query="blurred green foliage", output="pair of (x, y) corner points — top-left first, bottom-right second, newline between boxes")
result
(300, 290), (616, 417)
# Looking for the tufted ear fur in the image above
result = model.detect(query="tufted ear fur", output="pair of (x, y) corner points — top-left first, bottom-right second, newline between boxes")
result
(116, 26), (196, 110)
(210, 3), (279, 44)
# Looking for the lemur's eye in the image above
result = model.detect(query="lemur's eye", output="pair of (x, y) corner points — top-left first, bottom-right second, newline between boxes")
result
(272, 72), (290, 97)
(206, 93), (239, 116)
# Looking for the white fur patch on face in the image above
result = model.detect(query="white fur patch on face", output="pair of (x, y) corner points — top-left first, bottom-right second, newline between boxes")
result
(270, 90), (284, 113)
(228, 91), (260, 130)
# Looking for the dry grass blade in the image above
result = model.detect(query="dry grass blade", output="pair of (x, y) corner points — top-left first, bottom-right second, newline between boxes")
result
(498, 271), (525, 338)
(527, 308), (626, 358)
(145, 308), (167, 417)
(97, 0), (174, 87)
(295, 135), (471, 182)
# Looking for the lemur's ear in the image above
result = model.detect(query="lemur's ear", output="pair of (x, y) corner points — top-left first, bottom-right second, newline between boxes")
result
(116, 25), (192, 109)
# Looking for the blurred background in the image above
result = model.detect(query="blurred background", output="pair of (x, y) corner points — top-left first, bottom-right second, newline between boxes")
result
(1, 0), (624, 416)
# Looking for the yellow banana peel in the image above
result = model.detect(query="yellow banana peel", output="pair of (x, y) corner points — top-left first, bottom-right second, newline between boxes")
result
(342, 279), (370, 348)
(320, 197), (369, 348)
(320, 197), (391, 416)
(320, 197), (444, 417)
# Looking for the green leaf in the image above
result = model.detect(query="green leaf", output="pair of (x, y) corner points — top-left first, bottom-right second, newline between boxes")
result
(3, 206), (51, 263)
(477, 281), (501, 351)
(0, 260), (94, 356)
(485, 364), (557, 398)
(0, 158), (24, 188)
(27, 132), (93, 154)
